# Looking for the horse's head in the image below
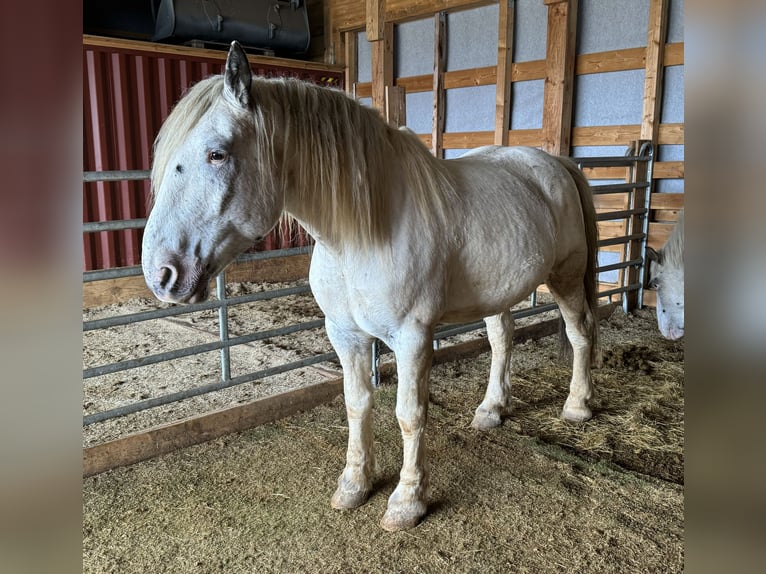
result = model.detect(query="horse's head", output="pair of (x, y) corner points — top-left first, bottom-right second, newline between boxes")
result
(647, 247), (684, 340)
(142, 42), (282, 304)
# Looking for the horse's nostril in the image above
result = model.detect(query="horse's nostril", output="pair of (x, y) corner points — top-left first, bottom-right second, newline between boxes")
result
(157, 264), (178, 292)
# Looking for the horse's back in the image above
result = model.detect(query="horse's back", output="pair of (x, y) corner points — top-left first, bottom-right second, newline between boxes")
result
(438, 146), (591, 322)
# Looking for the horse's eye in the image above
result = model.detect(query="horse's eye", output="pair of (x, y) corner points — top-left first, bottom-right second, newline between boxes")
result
(208, 150), (228, 164)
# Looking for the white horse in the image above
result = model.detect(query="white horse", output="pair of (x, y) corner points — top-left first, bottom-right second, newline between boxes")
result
(647, 210), (684, 339)
(142, 42), (600, 531)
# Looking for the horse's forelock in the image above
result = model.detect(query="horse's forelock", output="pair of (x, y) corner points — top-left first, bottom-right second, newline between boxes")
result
(151, 76), (225, 199)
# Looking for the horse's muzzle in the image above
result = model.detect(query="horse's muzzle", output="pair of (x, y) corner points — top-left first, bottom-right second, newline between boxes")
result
(144, 258), (209, 304)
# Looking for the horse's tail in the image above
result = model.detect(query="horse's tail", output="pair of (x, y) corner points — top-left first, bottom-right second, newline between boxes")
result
(555, 156), (601, 367)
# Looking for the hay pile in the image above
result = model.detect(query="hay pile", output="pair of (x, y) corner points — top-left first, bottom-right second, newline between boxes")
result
(84, 307), (684, 573)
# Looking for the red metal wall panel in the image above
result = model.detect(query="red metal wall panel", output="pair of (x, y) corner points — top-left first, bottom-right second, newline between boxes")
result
(83, 38), (343, 271)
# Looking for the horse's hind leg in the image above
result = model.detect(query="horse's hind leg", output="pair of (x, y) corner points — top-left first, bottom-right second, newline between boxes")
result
(546, 276), (596, 422)
(471, 311), (514, 430)
(325, 319), (376, 510)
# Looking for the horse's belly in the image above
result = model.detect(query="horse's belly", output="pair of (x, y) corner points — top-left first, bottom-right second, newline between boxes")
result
(442, 252), (552, 323)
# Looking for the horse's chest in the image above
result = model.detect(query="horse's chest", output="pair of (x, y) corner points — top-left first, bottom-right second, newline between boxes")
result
(309, 248), (443, 339)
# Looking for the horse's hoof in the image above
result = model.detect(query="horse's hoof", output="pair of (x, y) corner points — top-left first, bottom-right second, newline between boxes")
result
(470, 408), (503, 430)
(330, 486), (370, 510)
(561, 404), (592, 423)
(380, 503), (427, 531)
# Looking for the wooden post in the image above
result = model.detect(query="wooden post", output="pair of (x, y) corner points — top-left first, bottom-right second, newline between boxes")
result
(344, 31), (358, 97)
(371, 22), (393, 112)
(385, 85), (407, 127)
(366, 0), (385, 41)
(432, 11), (446, 157)
(640, 0), (669, 146)
(494, 0), (514, 146)
(541, 0), (578, 156)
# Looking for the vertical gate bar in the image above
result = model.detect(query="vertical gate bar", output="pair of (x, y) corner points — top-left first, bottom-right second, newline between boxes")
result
(217, 271), (231, 382)
(637, 142), (655, 309)
(624, 140), (651, 312)
(371, 339), (381, 388)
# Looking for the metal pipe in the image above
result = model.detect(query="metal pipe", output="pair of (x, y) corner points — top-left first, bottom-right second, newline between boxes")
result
(216, 272), (231, 382)
(83, 218), (147, 233)
(575, 155), (652, 167)
(84, 283), (313, 331)
(83, 245), (313, 282)
(598, 233), (645, 248)
(83, 319), (326, 379)
(595, 208), (648, 221)
(596, 258), (643, 274)
(83, 169), (151, 182)
(590, 182), (651, 194)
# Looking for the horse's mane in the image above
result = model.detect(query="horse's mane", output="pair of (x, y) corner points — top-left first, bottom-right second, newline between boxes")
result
(661, 209), (684, 269)
(151, 74), (458, 249)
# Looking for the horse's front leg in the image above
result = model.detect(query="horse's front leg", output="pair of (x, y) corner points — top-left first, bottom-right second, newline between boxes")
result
(325, 319), (376, 510)
(381, 327), (433, 531)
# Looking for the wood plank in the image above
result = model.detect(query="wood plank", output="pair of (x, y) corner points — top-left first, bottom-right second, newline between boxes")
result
(494, 0), (514, 145)
(83, 34), (343, 74)
(432, 12), (447, 157)
(572, 124), (641, 146)
(593, 194), (629, 211)
(344, 31), (358, 95)
(650, 192), (684, 210)
(513, 59), (546, 82)
(654, 161), (684, 179)
(583, 166), (628, 179)
(658, 123), (684, 144)
(541, 0), (578, 155)
(640, 0), (670, 144)
(663, 42), (684, 66)
(83, 302), (616, 477)
(366, 0), (385, 41)
(576, 46), (645, 75)
(83, 254), (312, 309)
(331, 0), (496, 31)
(385, 85), (407, 126)
(442, 131), (494, 148)
(370, 22), (394, 111)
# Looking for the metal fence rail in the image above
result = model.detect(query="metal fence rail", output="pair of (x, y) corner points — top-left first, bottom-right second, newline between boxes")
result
(82, 143), (653, 429)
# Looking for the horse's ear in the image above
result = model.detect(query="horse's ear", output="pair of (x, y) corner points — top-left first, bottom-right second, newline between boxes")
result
(224, 41), (253, 110)
(646, 247), (663, 265)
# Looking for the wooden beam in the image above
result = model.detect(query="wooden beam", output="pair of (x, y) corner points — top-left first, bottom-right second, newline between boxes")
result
(344, 31), (358, 95)
(541, 0), (578, 155)
(366, 0), (385, 41)
(640, 0), (670, 144)
(385, 85), (407, 126)
(432, 11), (447, 157)
(494, 0), (514, 145)
(83, 35), (343, 74)
(370, 22), (393, 111)
(83, 302), (616, 477)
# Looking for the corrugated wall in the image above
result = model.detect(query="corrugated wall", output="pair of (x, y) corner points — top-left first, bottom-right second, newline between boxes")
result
(83, 38), (342, 270)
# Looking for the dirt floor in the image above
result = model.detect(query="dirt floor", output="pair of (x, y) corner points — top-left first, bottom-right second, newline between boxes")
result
(83, 286), (684, 573)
